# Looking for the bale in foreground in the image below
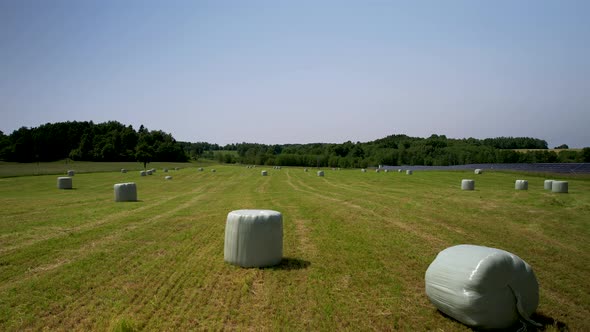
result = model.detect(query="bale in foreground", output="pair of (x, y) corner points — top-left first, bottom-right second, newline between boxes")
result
(461, 179), (474, 190)
(515, 180), (528, 190)
(425, 244), (539, 329)
(552, 181), (568, 193)
(114, 182), (137, 202)
(57, 177), (72, 189)
(224, 209), (283, 268)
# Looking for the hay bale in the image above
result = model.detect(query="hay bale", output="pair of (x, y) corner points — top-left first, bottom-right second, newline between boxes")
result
(163, 168), (168, 172)
(461, 179), (475, 190)
(114, 182), (137, 202)
(57, 177), (72, 189)
(140, 171), (146, 176)
(211, 169), (216, 173)
(544, 180), (554, 190)
(375, 169), (380, 173)
(474, 169), (483, 175)
(67, 170), (75, 176)
(552, 181), (568, 193)
(198, 167), (204, 171)
(224, 209), (283, 267)
(151, 168), (156, 173)
(425, 244), (539, 329)
(406, 170), (413, 175)
(398, 169), (402, 173)
(515, 180), (528, 190)
(146, 170), (153, 175)
(317, 170), (324, 177)
(261, 170), (268, 176)
(361, 169), (366, 173)
(165, 175), (172, 180)
(121, 169), (127, 173)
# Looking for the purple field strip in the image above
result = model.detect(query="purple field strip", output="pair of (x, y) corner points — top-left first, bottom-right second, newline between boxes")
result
(382, 163), (590, 174)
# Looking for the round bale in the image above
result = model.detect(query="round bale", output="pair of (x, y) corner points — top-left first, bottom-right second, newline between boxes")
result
(406, 170), (413, 175)
(121, 169), (127, 173)
(461, 179), (475, 190)
(165, 176), (172, 180)
(224, 209), (283, 268)
(140, 170), (146, 176)
(57, 177), (72, 189)
(198, 167), (204, 171)
(114, 182), (137, 202)
(261, 170), (268, 176)
(552, 181), (568, 193)
(474, 169), (483, 175)
(398, 169), (402, 173)
(361, 169), (366, 173)
(146, 170), (153, 175)
(67, 170), (75, 176)
(317, 170), (324, 177)
(515, 180), (528, 190)
(544, 180), (553, 190)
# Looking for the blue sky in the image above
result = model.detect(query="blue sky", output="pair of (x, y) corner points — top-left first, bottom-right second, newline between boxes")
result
(1, 0), (589, 147)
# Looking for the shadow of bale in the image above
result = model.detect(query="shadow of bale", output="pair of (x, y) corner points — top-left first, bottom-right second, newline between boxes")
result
(264, 257), (311, 271)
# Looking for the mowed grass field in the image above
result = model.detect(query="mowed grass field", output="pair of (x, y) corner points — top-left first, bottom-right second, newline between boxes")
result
(0, 165), (589, 331)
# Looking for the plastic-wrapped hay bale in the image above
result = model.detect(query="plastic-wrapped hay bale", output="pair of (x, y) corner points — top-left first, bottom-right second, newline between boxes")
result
(140, 171), (146, 176)
(114, 182), (137, 202)
(67, 170), (75, 176)
(198, 167), (204, 171)
(163, 168), (168, 172)
(544, 180), (553, 190)
(361, 169), (366, 173)
(384, 169), (389, 173)
(146, 170), (153, 175)
(425, 244), (539, 329)
(406, 170), (413, 175)
(121, 169), (127, 173)
(261, 170), (268, 176)
(165, 176), (172, 180)
(515, 180), (528, 190)
(317, 170), (324, 177)
(461, 179), (475, 190)
(57, 177), (72, 189)
(224, 209), (283, 267)
(398, 169), (402, 173)
(474, 169), (483, 175)
(151, 168), (156, 173)
(552, 181), (568, 193)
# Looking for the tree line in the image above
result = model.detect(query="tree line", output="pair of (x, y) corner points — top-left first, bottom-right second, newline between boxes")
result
(0, 121), (187, 163)
(1, 122), (588, 167)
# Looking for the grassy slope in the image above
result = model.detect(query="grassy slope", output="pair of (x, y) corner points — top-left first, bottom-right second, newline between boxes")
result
(0, 165), (588, 331)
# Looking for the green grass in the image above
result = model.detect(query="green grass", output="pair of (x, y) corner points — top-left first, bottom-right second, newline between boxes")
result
(0, 164), (589, 330)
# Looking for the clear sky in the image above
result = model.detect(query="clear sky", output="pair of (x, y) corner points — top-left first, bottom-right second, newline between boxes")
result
(1, 0), (589, 147)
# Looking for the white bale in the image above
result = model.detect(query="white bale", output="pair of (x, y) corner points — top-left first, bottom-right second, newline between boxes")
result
(425, 244), (539, 329)
(406, 170), (413, 175)
(384, 169), (389, 173)
(474, 169), (483, 175)
(398, 169), (402, 173)
(551, 181), (568, 193)
(461, 179), (475, 190)
(304, 168), (308, 172)
(515, 180), (528, 190)
(146, 170), (153, 175)
(261, 170), (268, 176)
(140, 171), (146, 176)
(165, 176), (172, 180)
(544, 180), (553, 190)
(150, 168), (156, 173)
(361, 169), (366, 173)
(67, 170), (75, 176)
(121, 169), (127, 173)
(198, 167), (204, 171)
(375, 169), (380, 173)
(163, 168), (168, 172)
(317, 170), (324, 177)
(114, 182), (137, 202)
(224, 209), (283, 268)
(57, 177), (72, 189)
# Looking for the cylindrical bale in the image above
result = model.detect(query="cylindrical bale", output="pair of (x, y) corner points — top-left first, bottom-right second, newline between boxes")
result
(146, 170), (153, 175)
(475, 169), (483, 175)
(361, 169), (366, 173)
(461, 179), (475, 190)
(384, 169), (389, 173)
(67, 170), (75, 176)
(515, 180), (528, 190)
(165, 176), (172, 180)
(406, 170), (413, 175)
(398, 169), (402, 173)
(163, 168), (168, 172)
(317, 170), (324, 177)
(544, 180), (554, 190)
(261, 170), (268, 176)
(198, 167), (204, 171)
(224, 209), (283, 267)
(57, 177), (72, 189)
(114, 182), (137, 202)
(552, 181), (568, 193)
(140, 171), (146, 176)
(211, 169), (216, 173)
(121, 169), (127, 173)
(150, 168), (156, 173)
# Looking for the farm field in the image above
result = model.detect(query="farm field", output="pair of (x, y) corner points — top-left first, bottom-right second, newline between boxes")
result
(0, 164), (589, 331)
